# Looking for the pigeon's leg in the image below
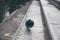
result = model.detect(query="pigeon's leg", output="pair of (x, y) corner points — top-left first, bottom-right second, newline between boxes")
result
(27, 27), (30, 31)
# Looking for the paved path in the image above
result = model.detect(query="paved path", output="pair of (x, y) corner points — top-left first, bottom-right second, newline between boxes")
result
(40, 0), (60, 40)
(12, 0), (44, 40)
(11, 0), (60, 40)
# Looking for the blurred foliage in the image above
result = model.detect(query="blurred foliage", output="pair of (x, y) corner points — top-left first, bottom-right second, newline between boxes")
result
(0, 0), (29, 22)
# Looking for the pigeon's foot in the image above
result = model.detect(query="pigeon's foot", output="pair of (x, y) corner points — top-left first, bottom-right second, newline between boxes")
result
(27, 28), (30, 31)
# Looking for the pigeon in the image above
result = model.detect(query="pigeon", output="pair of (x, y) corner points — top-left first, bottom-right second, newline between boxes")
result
(25, 19), (34, 31)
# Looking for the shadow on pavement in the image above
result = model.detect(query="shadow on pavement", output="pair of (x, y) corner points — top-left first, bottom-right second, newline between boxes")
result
(24, 29), (32, 40)
(39, 0), (53, 40)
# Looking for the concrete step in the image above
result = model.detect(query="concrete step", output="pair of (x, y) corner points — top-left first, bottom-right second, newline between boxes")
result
(40, 0), (60, 40)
